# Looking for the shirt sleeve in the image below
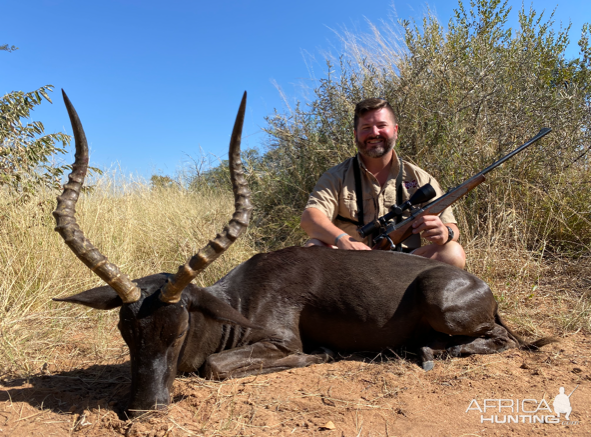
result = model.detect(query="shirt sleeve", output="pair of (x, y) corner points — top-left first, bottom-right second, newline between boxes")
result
(304, 170), (341, 221)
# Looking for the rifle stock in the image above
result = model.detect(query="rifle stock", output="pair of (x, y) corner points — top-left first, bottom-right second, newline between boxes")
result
(373, 175), (485, 250)
(370, 128), (552, 250)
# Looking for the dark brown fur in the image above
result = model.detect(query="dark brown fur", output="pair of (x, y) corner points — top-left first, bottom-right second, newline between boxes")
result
(58, 246), (554, 414)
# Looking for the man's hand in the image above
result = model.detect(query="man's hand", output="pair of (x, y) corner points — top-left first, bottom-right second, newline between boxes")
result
(411, 215), (456, 246)
(301, 208), (371, 250)
(336, 235), (371, 251)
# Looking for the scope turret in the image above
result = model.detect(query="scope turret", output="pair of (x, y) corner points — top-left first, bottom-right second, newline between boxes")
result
(357, 183), (436, 239)
(391, 184), (436, 217)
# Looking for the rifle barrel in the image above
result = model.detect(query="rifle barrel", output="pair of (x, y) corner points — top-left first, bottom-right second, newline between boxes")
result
(371, 128), (553, 248)
(479, 128), (552, 177)
(420, 128), (551, 215)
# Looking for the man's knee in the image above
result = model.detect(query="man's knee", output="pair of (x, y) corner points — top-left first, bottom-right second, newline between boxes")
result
(303, 238), (336, 248)
(443, 241), (466, 269)
(413, 241), (466, 269)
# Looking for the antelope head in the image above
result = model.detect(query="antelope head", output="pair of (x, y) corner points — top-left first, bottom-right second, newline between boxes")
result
(53, 91), (253, 415)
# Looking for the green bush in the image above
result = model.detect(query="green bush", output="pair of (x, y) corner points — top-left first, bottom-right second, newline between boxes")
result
(1, 45), (83, 197)
(255, 0), (591, 253)
(1, 84), (71, 196)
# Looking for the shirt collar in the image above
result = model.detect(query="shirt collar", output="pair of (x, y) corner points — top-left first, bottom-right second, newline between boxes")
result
(356, 150), (400, 179)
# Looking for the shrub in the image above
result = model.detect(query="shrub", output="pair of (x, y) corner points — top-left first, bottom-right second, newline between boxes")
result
(258, 0), (591, 253)
(0, 84), (71, 196)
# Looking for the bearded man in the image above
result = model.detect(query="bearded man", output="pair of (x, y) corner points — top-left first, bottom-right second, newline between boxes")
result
(300, 98), (466, 268)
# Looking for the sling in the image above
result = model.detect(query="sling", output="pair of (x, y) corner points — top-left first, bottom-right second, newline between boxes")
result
(336, 155), (404, 247)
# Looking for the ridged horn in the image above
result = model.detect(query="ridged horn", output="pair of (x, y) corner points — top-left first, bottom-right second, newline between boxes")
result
(53, 90), (141, 304)
(160, 92), (252, 303)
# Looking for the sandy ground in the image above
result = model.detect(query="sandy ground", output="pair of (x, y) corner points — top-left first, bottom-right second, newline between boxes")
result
(0, 330), (588, 437)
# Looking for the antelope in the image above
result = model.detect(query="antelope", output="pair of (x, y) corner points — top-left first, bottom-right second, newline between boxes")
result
(53, 91), (553, 416)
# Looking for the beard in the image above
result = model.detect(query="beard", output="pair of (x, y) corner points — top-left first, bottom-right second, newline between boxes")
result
(355, 135), (396, 159)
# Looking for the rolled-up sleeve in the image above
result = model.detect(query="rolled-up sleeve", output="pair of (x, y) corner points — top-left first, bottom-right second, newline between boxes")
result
(305, 171), (341, 221)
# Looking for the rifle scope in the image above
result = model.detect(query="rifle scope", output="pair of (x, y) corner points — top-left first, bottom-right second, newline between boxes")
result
(358, 183), (436, 238)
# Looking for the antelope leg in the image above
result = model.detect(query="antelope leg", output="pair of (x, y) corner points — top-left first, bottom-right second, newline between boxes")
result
(201, 341), (329, 380)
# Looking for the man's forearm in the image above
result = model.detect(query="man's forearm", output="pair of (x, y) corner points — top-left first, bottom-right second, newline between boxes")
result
(300, 208), (346, 245)
(301, 208), (370, 250)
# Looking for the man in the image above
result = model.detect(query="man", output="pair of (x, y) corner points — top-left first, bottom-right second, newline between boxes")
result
(300, 98), (466, 269)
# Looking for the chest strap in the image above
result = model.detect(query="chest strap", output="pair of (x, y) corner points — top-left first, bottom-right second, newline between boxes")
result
(336, 155), (364, 226)
(336, 155), (405, 229)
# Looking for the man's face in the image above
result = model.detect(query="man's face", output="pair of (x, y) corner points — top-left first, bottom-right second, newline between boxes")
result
(354, 107), (398, 159)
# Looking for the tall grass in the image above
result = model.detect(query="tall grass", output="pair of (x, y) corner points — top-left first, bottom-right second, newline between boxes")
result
(0, 167), (589, 382)
(0, 174), (257, 378)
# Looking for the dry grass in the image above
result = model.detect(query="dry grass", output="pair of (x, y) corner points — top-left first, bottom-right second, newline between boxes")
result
(0, 170), (588, 393)
(0, 174), (257, 380)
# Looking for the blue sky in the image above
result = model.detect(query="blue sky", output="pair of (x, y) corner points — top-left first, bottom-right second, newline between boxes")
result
(3, 0), (589, 179)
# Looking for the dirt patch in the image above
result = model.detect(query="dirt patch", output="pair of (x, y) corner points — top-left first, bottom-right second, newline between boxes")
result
(0, 332), (588, 436)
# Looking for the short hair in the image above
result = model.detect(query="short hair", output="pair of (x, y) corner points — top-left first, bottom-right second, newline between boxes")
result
(354, 98), (397, 130)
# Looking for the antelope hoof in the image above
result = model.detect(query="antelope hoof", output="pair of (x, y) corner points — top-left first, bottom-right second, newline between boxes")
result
(447, 345), (462, 357)
(312, 347), (336, 362)
(422, 360), (434, 371)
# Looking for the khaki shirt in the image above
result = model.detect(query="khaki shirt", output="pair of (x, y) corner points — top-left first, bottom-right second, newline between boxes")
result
(305, 152), (456, 249)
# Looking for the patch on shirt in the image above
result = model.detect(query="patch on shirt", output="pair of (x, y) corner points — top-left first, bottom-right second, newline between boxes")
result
(403, 179), (418, 189)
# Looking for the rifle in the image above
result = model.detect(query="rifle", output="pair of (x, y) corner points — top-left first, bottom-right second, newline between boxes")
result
(359, 128), (552, 250)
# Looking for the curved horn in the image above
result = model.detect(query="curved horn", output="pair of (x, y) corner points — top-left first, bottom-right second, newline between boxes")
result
(53, 90), (141, 304)
(160, 92), (252, 303)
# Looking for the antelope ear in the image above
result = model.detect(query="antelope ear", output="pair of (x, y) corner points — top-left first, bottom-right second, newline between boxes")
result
(54, 285), (123, 310)
(188, 289), (260, 329)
